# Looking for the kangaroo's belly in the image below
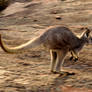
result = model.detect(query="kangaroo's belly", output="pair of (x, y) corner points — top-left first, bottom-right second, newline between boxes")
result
(42, 40), (70, 50)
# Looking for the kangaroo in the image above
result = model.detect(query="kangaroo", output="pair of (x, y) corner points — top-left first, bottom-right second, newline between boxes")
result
(0, 26), (92, 74)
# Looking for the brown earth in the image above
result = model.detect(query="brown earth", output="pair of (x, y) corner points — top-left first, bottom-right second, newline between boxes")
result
(0, 0), (92, 92)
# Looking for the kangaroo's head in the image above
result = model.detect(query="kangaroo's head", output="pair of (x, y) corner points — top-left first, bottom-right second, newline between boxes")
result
(80, 27), (92, 44)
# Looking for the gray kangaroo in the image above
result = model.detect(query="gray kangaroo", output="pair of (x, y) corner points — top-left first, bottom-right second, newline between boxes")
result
(0, 26), (92, 74)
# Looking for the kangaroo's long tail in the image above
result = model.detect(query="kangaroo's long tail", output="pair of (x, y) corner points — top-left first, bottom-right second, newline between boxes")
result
(0, 34), (42, 53)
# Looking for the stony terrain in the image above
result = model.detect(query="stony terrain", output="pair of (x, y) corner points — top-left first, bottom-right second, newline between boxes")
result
(0, 0), (92, 92)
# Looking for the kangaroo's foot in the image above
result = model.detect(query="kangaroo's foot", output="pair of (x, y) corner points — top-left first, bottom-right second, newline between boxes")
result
(51, 70), (75, 75)
(51, 70), (59, 74)
(51, 70), (63, 74)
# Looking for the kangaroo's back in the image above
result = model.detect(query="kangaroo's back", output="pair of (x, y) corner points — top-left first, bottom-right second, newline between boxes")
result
(40, 26), (80, 50)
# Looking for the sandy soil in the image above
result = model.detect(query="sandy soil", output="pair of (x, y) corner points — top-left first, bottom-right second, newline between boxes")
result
(0, 0), (92, 92)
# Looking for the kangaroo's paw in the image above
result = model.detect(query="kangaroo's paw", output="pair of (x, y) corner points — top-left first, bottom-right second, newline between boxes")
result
(69, 56), (73, 61)
(74, 58), (78, 62)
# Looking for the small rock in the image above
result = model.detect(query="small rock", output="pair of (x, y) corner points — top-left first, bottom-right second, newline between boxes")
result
(33, 19), (38, 22)
(51, 11), (58, 14)
(55, 16), (62, 20)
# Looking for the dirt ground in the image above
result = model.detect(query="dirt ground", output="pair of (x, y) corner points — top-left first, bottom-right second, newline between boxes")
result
(0, 0), (92, 92)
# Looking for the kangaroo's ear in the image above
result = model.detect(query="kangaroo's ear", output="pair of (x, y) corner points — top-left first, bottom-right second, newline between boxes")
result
(81, 27), (91, 37)
(85, 28), (91, 37)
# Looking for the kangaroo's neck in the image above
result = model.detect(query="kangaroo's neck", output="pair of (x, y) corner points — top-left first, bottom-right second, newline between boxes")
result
(73, 36), (87, 51)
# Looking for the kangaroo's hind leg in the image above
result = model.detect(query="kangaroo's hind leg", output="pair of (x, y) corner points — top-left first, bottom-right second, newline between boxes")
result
(50, 50), (57, 73)
(54, 50), (68, 74)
